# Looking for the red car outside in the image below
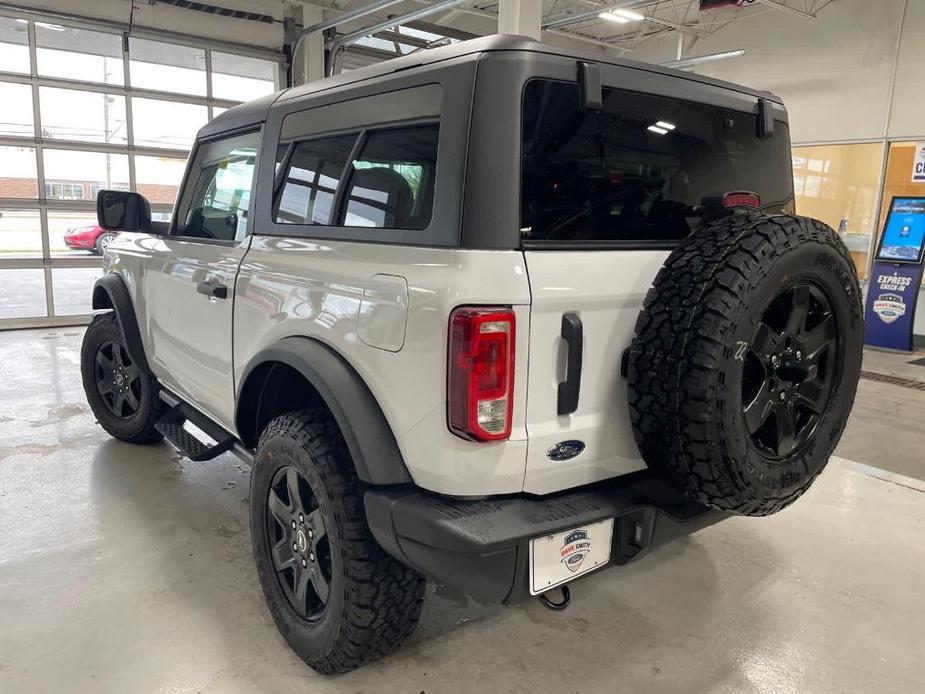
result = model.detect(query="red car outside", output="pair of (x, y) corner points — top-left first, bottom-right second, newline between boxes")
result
(63, 224), (116, 254)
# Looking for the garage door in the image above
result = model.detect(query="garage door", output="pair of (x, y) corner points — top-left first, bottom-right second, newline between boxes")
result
(0, 11), (282, 329)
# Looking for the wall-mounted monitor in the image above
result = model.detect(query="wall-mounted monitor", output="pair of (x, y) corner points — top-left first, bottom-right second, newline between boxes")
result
(875, 197), (925, 264)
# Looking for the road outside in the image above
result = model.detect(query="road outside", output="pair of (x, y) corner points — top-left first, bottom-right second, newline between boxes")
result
(0, 267), (102, 320)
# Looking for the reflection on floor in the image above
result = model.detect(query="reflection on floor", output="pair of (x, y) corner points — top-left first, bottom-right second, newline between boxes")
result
(0, 327), (923, 694)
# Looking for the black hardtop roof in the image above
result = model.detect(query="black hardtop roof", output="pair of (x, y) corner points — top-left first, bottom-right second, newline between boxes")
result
(201, 34), (781, 138)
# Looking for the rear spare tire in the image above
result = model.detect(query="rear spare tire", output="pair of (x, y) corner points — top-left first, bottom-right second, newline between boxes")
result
(627, 214), (862, 516)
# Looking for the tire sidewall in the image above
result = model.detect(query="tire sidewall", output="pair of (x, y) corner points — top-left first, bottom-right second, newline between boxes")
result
(81, 315), (159, 440)
(719, 230), (863, 500)
(250, 433), (346, 662)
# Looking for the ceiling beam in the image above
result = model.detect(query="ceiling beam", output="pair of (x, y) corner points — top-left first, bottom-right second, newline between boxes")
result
(750, 0), (816, 19)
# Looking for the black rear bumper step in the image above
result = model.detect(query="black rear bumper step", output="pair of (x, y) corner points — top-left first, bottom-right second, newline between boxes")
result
(365, 471), (727, 604)
(155, 396), (236, 462)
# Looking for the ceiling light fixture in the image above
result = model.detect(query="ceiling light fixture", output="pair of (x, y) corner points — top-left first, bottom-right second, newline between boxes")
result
(613, 8), (646, 21)
(599, 11), (630, 23)
(648, 125), (669, 135)
(655, 121), (676, 130)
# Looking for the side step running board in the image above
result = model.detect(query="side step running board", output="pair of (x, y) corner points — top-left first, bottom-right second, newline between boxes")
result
(155, 395), (236, 462)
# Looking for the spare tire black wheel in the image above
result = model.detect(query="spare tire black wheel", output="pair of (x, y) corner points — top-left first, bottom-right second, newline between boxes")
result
(628, 213), (863, 516)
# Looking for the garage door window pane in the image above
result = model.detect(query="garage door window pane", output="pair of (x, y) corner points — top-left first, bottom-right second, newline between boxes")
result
(0, 208), (41, 259)
(47, 210), (101, 257)
(0, 146), (38, 199)
(39, 87), (128, 144)
(129, 38), (206, 96)
(52, 267), (103, 316)
(212, 52), (276, 101)
(133, 98), (207, 150)
(0, 82), (33, 137)
(35, 23), (124, 86)
(43, 150), (129, 201)
(0, 268), (46, 319)
(0, 17), (30, 74)
(135, 155), (186, 205)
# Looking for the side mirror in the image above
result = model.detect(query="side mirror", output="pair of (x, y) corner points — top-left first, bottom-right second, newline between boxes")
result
(97, 190), (151, 232)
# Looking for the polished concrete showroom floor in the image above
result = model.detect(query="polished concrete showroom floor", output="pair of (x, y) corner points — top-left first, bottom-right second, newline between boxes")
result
(1, 327), (923, 694)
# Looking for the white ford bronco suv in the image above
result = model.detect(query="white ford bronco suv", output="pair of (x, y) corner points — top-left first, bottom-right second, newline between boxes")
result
(80, 36), (863, 674)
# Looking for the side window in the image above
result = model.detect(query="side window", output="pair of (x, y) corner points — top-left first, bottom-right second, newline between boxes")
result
(340, 124), (438, 230)
(175, 131), (259, 241)
(274, 135), (355, 224)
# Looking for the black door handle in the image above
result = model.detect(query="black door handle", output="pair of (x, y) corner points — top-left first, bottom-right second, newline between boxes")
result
(196, 280), (228, 299)
(558, 313), (583, 415)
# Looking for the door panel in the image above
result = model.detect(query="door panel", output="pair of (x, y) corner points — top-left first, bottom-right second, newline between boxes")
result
(522, 250), (669, 495)
(145, 238), (249, 429)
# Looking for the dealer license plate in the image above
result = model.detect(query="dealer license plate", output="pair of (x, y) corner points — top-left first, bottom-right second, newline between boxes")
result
(529, 518), (614, 595)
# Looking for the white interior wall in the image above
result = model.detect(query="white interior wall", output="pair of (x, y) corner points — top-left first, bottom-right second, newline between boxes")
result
(626, 0), (915, 144)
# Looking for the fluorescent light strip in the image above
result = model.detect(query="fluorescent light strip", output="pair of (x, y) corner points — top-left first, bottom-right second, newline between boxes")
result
(655, 121), (676, 130)
(614, 8), (645, 21)
(647, 125), (669, 135)
(598, 11), (630, 23)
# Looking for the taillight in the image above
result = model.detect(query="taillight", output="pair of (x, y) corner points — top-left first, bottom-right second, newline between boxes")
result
(448, 307), (515, 442)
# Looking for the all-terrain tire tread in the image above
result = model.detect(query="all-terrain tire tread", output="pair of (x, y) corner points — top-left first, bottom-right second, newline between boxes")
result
(627, 213), (861, 516)
(256, 409), (425, 674)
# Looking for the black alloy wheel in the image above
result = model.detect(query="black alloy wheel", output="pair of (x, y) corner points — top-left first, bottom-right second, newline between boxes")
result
(266, 465), (332, 621)
(741, 282), (838, 458)
(94, 340), (143, 418)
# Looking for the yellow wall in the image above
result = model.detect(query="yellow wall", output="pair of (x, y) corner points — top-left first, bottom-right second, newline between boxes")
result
(792, 143), (883, 279)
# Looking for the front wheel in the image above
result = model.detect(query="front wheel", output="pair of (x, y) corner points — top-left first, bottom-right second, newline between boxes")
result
(81, 312), (164, 443)
(94, 232), (115, 255)
(250, 410), (425, 674)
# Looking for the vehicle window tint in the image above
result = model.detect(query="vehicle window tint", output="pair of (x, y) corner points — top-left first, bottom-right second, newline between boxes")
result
(521, 79), (795, 244)
(340, 125), (438, 230)
(175, 131), (259, 241)
(274, 135), (355, 225)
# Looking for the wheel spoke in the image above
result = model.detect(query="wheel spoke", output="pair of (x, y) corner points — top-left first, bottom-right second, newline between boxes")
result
(96, 377), (115, 396)
(293, 566), (310, 617)
(306, 508), (327, 542)
(112, 393), (126, 417)
(775, 404), (796, 455)
(96, 349), (115, 373)
(785, 285), (810, 335)
(271, 538), (296, 572)
(750, 322), (781, 360)
(286, 468), (303, 513)
(794, 379), (830, 413)
(123, 388), (140, 413)
(744, 390), (774, 435)
(309, 567), (330, 604)
(113, 346), (125, 369)
(802, 315), (837, 358)
(268, 489), (291, 525)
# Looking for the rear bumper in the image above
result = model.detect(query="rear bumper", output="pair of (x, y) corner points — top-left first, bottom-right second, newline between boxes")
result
(365, 471), (727, 604)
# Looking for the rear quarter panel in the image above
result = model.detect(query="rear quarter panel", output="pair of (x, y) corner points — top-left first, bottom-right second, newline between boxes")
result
(234, 238), (532, 496)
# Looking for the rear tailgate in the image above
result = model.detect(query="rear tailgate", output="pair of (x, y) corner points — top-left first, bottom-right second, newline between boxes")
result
(522, 250), (667, 494)
(518, 77), (794, 495)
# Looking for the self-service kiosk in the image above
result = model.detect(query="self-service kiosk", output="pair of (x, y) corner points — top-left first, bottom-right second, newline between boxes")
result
(863, 197), (925, 351)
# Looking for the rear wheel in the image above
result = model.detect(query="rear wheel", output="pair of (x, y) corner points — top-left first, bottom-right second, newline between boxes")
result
(250, 409), (425, 674)
(81, 312), (164, 443)
(628, 214), (863, 516)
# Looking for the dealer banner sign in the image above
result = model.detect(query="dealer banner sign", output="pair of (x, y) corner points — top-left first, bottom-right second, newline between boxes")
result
(864, 261), (924, 350)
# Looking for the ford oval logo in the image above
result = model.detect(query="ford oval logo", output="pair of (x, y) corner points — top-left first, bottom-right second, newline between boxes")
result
(546, 440), (586, 462)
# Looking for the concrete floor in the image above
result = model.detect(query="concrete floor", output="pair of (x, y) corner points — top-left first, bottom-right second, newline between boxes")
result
(1, 328), (923, 694)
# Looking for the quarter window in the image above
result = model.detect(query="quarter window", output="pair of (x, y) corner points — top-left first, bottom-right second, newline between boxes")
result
(340, 125), (438, 230)
(174, 131), (259, 241)
(273, 123), (439, 231)
(274, 135), (355, 225)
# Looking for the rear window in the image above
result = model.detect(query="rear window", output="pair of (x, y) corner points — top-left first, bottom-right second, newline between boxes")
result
(521, 79), (795, 245)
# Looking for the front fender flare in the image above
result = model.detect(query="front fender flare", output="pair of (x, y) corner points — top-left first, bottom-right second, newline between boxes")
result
(236, 337), (413, 486)
(92, 273), (151, 375)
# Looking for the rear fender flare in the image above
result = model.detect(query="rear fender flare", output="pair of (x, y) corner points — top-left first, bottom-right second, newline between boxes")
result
(236, 337), (413, 486)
